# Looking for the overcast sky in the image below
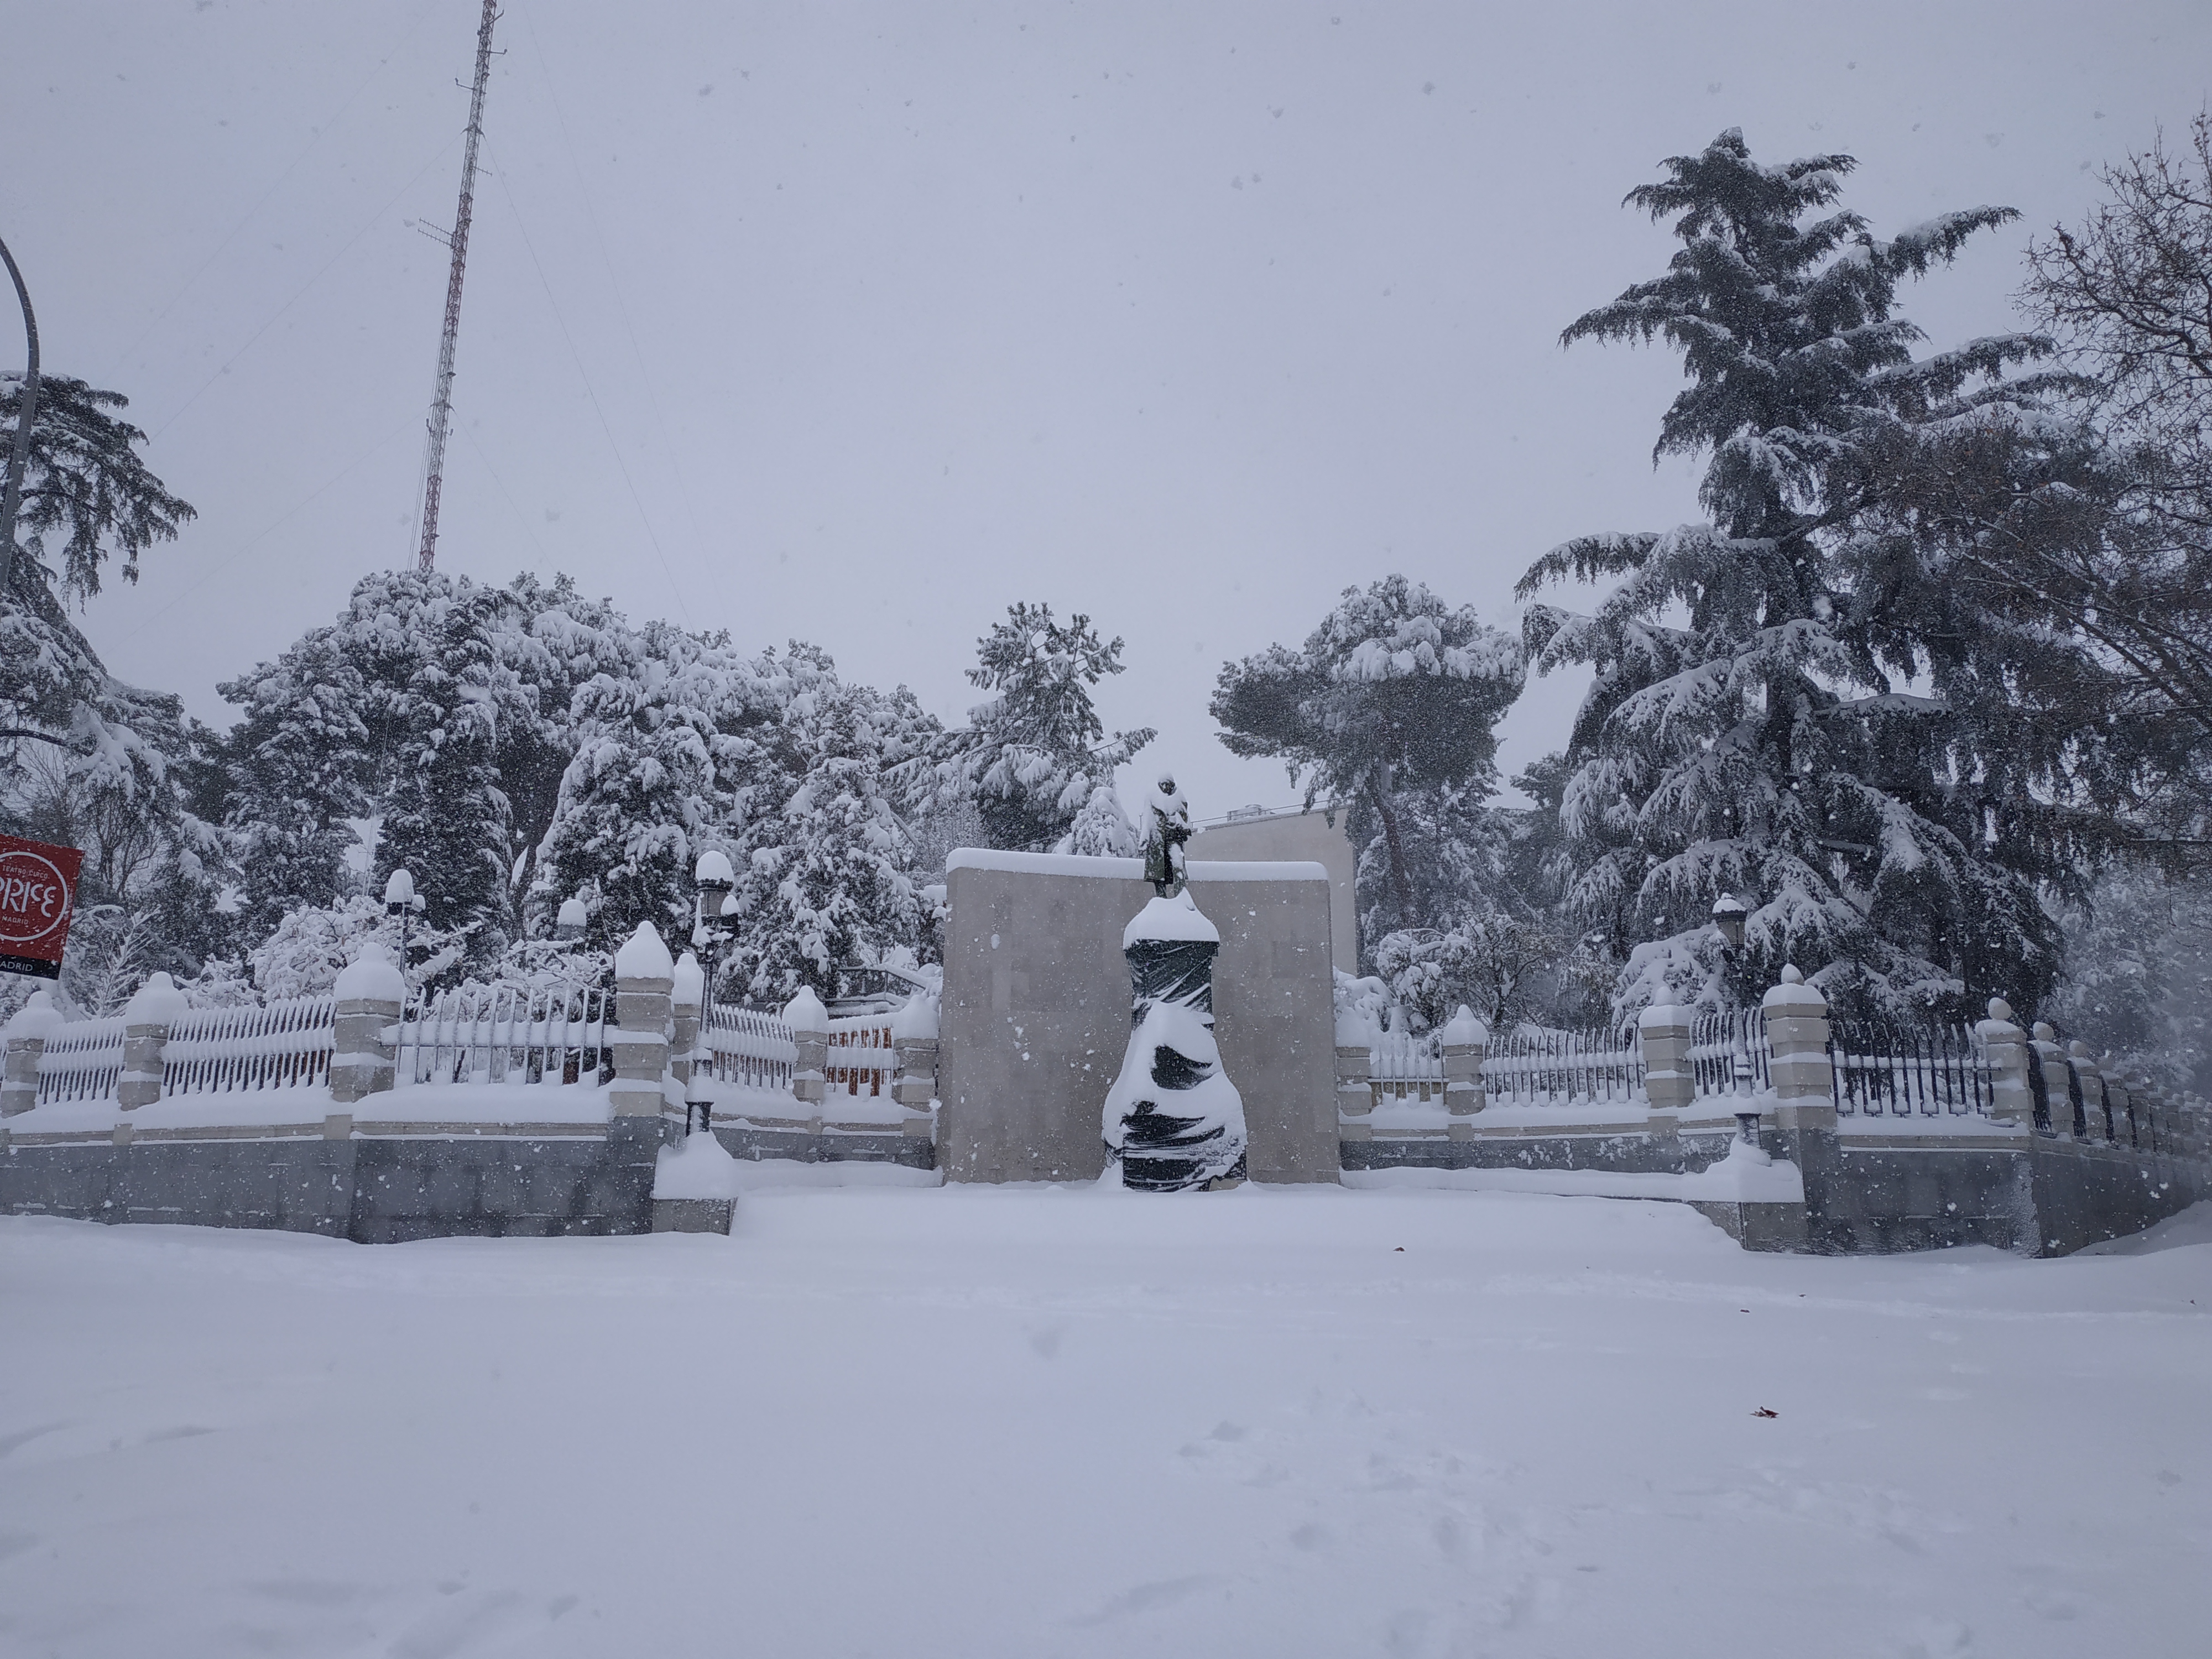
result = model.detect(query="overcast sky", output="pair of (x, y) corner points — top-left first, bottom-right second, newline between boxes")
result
(11, 1), (2211, 815)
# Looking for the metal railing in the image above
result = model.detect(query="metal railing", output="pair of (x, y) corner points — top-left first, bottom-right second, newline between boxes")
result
(1826, 1019), (1993, 1118)
(704, 1004), (796, 1094)
(161, 997), (333, 1096)
(394, 983), (612, 1087)
(1688, 1009), (1771, 1100)
(825, 1015), (895, 1098)
(1482, 1025), (1644, 1107)
(33, 1014), (128, 1105)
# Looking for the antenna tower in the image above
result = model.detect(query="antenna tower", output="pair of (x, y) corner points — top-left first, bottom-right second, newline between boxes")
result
(414, 0), (500, 572)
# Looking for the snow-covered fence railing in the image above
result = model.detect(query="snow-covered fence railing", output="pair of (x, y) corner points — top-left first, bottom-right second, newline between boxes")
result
(34, 1015), (128, 1106)
(1354, 1021), (1647, 1112)
(825, 1014), (895, 1097)
(703, 1004), (795, 1093)
(160, 997), (334, 1097)
(1366, 1026), (1441, 1098)
(1687, 1010), (1771, 1100)
(1827, 1020), (1995, 1118)
(1481, 1025), (1644, 1108)
(393, 983), (612, 1087)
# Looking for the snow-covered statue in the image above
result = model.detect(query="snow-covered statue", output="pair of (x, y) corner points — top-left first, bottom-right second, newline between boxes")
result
(1103, 816), (1248, 1191)
(1139, 773), (1193, 898)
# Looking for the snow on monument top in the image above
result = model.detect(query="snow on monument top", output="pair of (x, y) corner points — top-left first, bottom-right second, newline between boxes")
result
(615, 921), (674, 983)
(1123, 890), (1218, 949)
(334, 942), (408, 1004)
(123, 971), (190, 1028)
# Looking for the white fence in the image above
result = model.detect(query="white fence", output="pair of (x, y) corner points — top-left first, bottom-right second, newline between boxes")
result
(1483, 1026), (1644, 1108)
(163, 998), (333, 1096)
(33, 1014), (129, 1106)
(394, 984), (613, 1087)
(1360, 1022), (1647, 1109)
(704, 1005), (796, 1093)
(825, 1014), (896, 1097)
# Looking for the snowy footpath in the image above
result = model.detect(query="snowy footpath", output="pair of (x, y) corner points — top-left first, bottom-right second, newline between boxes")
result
(2, 1181), (2208, 1659)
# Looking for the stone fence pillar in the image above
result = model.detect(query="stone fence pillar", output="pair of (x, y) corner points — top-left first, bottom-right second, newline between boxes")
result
(1978, 999), (2033, 1127)
(1, 990), (61, 1117)
(1439, 1005), (1487, 1138)
(1637, 1004), (1694, 1113)
(671, 950), (704, 1099)
(330, 945), (406, 1105)
(1761, 966), (1839, 1250)
(117, 972), (189, 1110)
(2068, 1042), (2107, 1141)
(611, 922), (675, 1119)
(2031, 1022), (2075, 1137)
(1334, 1009), (1375, 1142)
(785, 986), (830, 1109)
(1761, 968), (1832, 1111)
(891, 992), (940, 1138)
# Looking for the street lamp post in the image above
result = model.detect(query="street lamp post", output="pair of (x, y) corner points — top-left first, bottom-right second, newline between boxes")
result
(688, 851), (737, 1135)
(384, 867), (426, 975)
(0, 232), (41, 599)
(1710, 893), (1759, 1126)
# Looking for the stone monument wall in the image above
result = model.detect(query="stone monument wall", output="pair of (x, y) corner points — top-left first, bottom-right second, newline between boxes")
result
(936, 850), (1338, 1185)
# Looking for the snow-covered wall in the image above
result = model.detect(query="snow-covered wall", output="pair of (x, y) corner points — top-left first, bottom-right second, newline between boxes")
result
(935, 854), (1337, 1185)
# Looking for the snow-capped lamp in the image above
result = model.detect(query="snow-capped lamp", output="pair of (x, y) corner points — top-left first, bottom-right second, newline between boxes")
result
(383, 866), (426, 957)
(692, 848), (738, 987)
(1709, 892), (1748, 951)
(383, 867), (422, 916)
(555, 896), (588, 942)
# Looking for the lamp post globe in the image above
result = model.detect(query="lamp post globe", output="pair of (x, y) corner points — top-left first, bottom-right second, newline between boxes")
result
(1710, 893), (1748, 952)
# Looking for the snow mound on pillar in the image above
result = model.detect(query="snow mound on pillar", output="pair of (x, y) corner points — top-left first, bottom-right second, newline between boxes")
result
(654, 1130), (742, 1201)
(333, 943), (408, 1005)
(1123, 890), (1219, 948)
(615, 922), (674, 983)
(123, 972), (190, 1028)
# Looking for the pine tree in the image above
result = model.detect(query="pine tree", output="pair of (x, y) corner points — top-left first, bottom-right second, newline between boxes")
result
(937, 603), (1155, 852)
(1211, 575), (1524, 941)
(534, 626), (799, 952)
(731, 677), (928, 1002)
(1521, 129), (2125, 1020)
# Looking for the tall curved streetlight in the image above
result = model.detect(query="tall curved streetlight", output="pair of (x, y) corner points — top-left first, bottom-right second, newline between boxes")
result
(0, 233), (40, 598)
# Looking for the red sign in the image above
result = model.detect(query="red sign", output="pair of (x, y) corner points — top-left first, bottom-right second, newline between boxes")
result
(0, 833), (83, 981)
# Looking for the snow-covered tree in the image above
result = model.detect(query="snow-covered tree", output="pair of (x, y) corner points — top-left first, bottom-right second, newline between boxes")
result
(729, 677), (930, 1003)
(2048, 865), (2212, 1097)
(935, 603), (1154, 852)
(1060, 781), (1141, 857)
(2, 370), (218, 1003)
(1212, 576), (1524, 940)
(534, 627), (802, 951)
(1520, 129), (2127, 1021)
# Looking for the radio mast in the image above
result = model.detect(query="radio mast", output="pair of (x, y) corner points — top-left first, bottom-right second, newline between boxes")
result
(414, 0), (499, 572)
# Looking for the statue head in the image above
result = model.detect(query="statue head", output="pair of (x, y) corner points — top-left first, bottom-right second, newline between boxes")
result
(1157, 773), (1177, 795)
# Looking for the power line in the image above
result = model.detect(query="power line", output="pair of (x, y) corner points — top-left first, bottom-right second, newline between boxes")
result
(519, 10), (714, 560)
(97, 7), (437, 389)
(148, 134), (460, 445)
(481, 137), (691, 623)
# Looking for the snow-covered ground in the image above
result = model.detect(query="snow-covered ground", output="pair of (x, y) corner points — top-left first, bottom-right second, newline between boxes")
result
(3, 1182), (2206, 1659)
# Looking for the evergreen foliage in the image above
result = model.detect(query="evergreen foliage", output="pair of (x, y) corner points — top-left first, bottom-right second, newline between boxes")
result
(1211, 576), (1523, 940)
(1520, 129), (2127, 1020)
(729, 677), (930, 1002)
(937, 603), (1154, 852)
